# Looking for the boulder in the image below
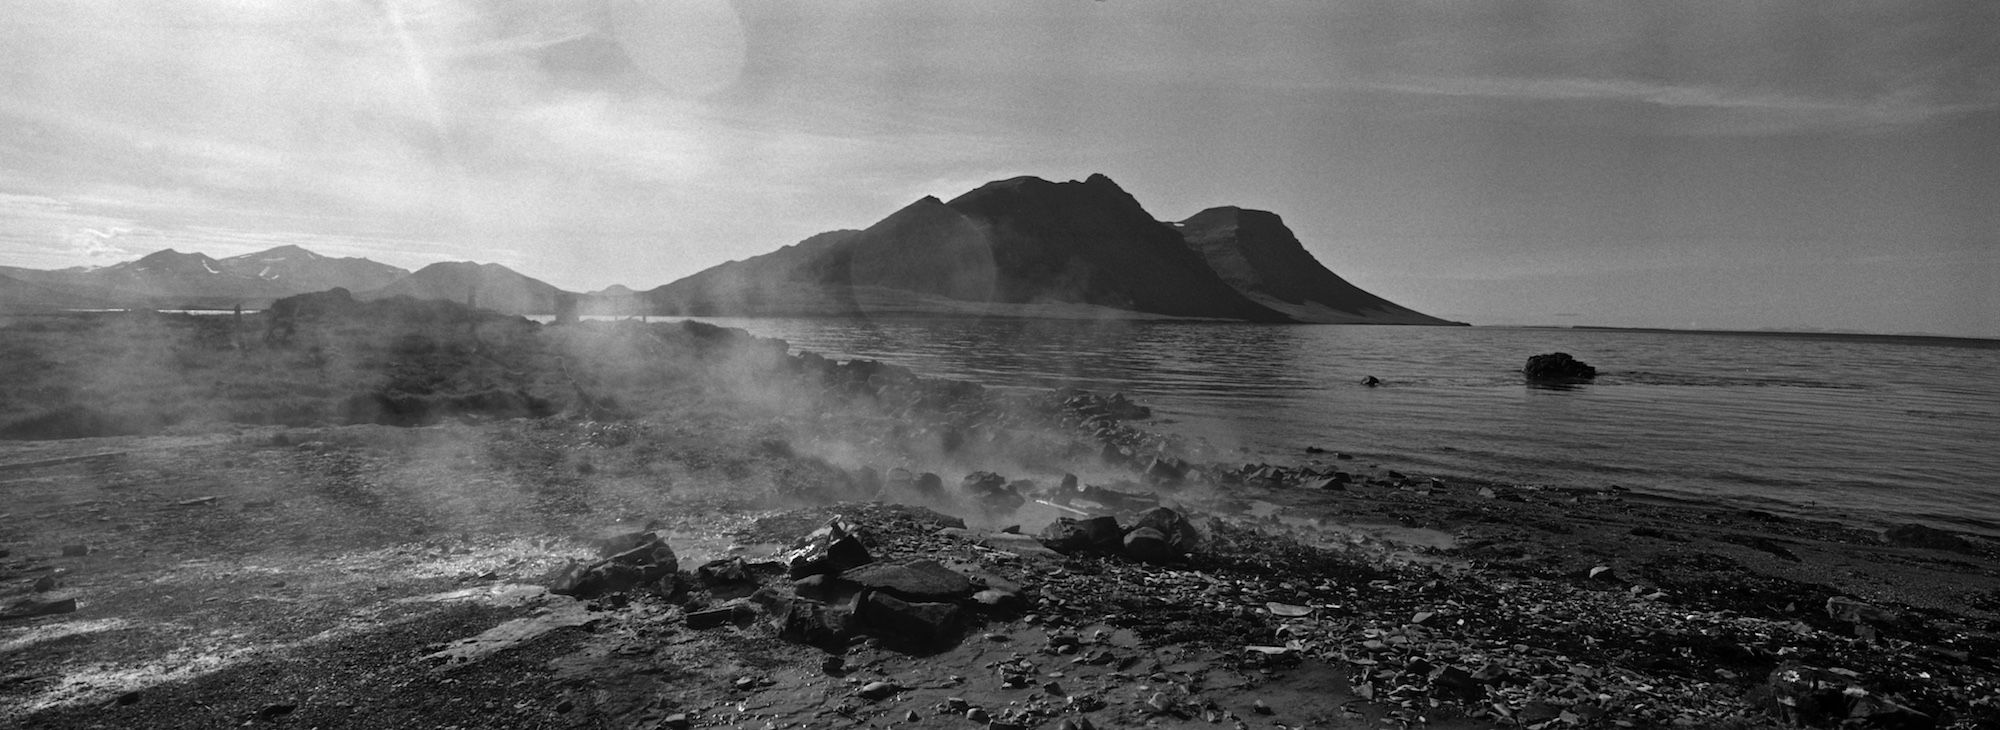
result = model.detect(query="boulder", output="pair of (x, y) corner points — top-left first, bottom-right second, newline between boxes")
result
(840, 559), (976, 601)
(1037, 516), (1124, 554)
(783, 520), (873, 578)
(548, 534), (679, 598)
(778, 599), (853, 648)
(695, 557), (753, 587)
(915, 472), (945, 497)
(959, 471), (1026, 513)
(1122, 528), (1175, 562)
(857, 591), (962, 647)
(1130, 507), (1200, 555)
(1522, 352), (1596, 382)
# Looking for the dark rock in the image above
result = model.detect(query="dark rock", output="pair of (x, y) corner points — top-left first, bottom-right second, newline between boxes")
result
(915, 473), (944, 497)
(1430, 665), (1483, 702)
(1122, 528), (1174, 563)
(548, 534), (678, 598)
(783, 520), (873, 578)
(61, 545), (89, 557)
(1764, 665), (1854, 727)
(2, 596), (78, 620)
(959, 472), (1026, 513)
(1130, 507), (1199, 555)
(840, 559), (975, 601)
(857, 591), (961, 647)
(857, 681), (900, 700)
(1301, 476), (1345, 491)
(31, 575), (56, 593)
(686, 604), (752, 630)
(778, 600), (852, 648)
(1037, 516), (1124, 554)
(257, 703), (297, 721)
(1522, 352), (1596, 382)
(695, 557), (753, 586)
(1826, 596), (1898, 624)
(1361, 376), (1381, 386)
(1143, 456), (1188, 486)
(1884, 523), (1978, 554)
(662, 713), (690, 729)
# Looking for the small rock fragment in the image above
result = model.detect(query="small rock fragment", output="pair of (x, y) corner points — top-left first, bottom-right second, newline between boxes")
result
(857, 681), (899, 700)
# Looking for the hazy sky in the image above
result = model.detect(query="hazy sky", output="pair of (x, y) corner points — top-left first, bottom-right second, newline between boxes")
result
(2, 0), (1996, 336)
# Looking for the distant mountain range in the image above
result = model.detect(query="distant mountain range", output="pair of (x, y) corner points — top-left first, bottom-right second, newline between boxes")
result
(0, 174), (1458, 324)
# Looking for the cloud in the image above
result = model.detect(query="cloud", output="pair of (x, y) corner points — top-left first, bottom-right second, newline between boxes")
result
(1355, 74), (1996, 134)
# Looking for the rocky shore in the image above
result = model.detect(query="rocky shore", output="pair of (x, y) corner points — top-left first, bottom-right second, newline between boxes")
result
(2, 311), (1997, 729)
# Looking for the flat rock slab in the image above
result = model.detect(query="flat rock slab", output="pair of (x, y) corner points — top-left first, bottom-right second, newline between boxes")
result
(423, 599), (599, 670)
(841, 559), (975, 600)
(938, 528), (1061, 559)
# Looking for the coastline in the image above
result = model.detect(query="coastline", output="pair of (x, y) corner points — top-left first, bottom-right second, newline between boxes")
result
(2, 315), (1995, 728)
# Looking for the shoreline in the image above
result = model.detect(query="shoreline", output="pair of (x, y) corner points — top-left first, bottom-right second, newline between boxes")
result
(2, 312), (1996, 728)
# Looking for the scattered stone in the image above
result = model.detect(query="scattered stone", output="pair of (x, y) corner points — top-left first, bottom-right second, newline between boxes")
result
(778, 599), (851, 648)
(1252, 699), (1273, 715)
(256, 703), (296, 721)
(1522, 352), (1597, 382)
(31, 574), (57, 592)
(695, 557), (752, 586)
(686, 604), (751, 630)
(61, 545), (89, 557)
(1587, 566), (1617, 581)
(904, 710), (921, 722)
(176, 496), (219, 506)
(662, 713), (690, 729)
(857, 681), (899, 700)
(1825, 596), (1899, 624)
(966, 707), (991, 722)
(971, 588), (1024, 612)
(840, 559), (975, 601)
(1265, 602), (1313, 617)
(1128, 507), (1199, 557)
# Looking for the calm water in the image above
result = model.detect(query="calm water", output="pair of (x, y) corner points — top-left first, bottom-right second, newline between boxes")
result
(680, 318), (2000, 537)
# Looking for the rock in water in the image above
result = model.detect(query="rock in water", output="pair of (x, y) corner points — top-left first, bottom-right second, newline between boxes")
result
(1522, 352), (1597, 382)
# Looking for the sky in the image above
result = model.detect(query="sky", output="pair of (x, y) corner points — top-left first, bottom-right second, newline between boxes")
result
(1, 0), (1996, 337)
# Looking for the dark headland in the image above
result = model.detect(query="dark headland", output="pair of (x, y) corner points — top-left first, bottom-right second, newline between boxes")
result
(646, 174), (1462, 325)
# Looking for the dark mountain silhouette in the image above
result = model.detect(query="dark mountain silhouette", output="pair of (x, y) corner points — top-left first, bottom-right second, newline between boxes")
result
(649, 174), (1451, 323)
(650, 175), (1290, 321)
(359, 261), (568, 315)
(0, 246), (413, 310)
(1176, 207), (1457, 325)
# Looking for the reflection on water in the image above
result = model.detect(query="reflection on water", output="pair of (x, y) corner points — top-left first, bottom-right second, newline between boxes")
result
(681, 318), (2000, 536)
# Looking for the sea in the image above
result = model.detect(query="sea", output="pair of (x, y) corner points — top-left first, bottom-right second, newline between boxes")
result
(667, 318), (2000, 538)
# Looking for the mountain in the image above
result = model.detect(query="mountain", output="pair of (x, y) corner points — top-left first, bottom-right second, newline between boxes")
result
(648, 174), (1453, 324)
(1176, 207), (1456, 325)
(649, 175), (1290, 321)
(215, 245), (407, 293)
(0, 246), (412, 310)
(358, 261), (568, 315)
